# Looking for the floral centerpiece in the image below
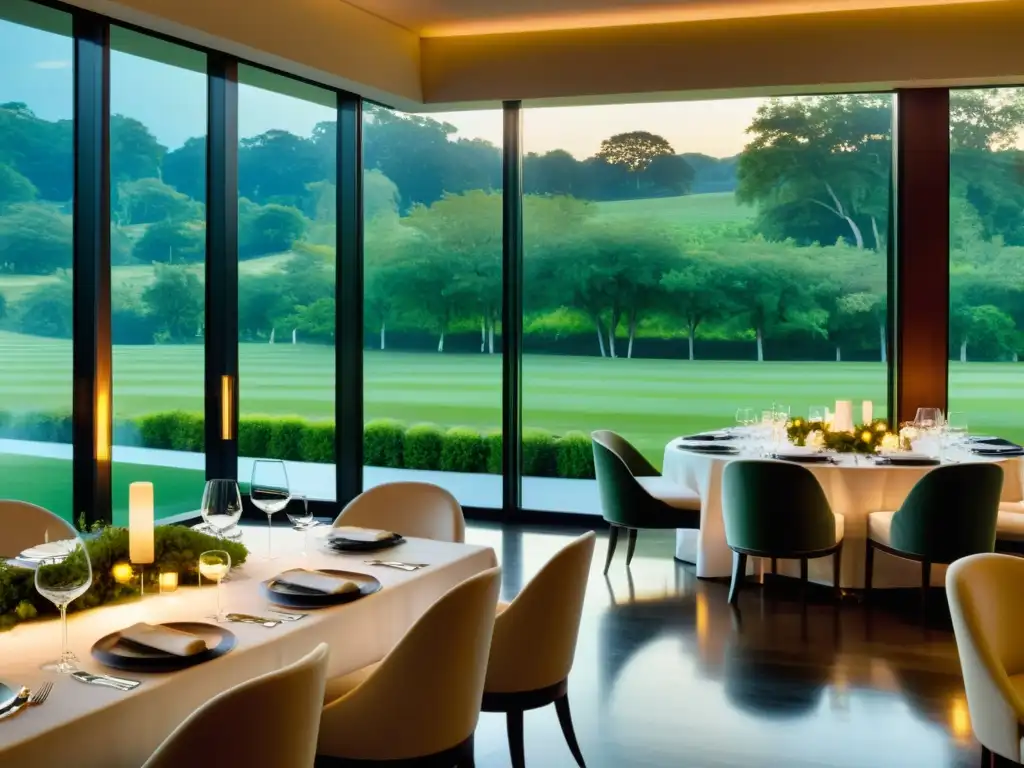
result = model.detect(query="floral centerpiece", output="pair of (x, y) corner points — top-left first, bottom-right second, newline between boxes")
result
(787, 417), (895, 454)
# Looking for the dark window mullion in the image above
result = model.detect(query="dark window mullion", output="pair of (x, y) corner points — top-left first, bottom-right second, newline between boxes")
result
(502, 100), (524, 516)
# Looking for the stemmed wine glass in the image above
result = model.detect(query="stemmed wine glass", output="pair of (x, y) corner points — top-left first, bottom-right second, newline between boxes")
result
(250, 459), (291, 560)
(34, 536), (92, 673)
(914, 407), (944, 430)
(286, 494), (319, 557)
(808, 405), (828, 424)
(200, 479), (242, 538)
(198, 550), (231, 622)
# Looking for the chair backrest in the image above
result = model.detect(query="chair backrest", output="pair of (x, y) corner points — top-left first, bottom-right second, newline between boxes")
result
(0, 500), (78, 558)
(592, 431), (660, 527)
(891, 463), (1002, 561)
(722, 460), (836, 554)
(947, 553), (1024, 762)
(319, 567), (501, 760)
(486, 532), (596, 694)
(591, 430), (658, 478)
(143, 643), (330, 768)
(333, 482), (465, 543)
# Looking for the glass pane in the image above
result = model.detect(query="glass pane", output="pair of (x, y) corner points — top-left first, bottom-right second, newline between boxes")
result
(523, 96), (893, 512)
(237, 65), (337, 501)
(109, 27), (207, 526)
(948, 88), (1024, 441)
(362, 106), (503, 508)
(0, 2), (74, 523)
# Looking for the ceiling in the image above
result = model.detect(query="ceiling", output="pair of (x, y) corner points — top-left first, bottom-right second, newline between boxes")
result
(342, 0), (1001, 37)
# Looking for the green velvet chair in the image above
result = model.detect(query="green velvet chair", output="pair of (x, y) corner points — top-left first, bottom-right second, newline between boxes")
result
(591, 431), (701, 574)
(865, 463), (1002, 619)
(722, 460), (844, 604)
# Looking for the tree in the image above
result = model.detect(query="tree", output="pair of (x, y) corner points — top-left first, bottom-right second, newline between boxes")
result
(661, 254), (729, 361)
(363, 170), (400, 221)
(239, 203), (307, 259)
(162, 136), (206, 202)
(116, 177), (198, 225)
(0, 163), (36, 211)
(951, 303), (1017, 362)
(0, 103), (73, 202)
(142, 265), (204, 342)
(597, 131), (675, 191)
(287, 298), (335, 344)
(0, 291), (6, 322)
(110, 115), (166, 184)
(239, 129), (324, 205)
(645, 154), (695, 197)
(0, 204), (72, 274)
(16, 277), (72, 338)
(133, 219), (205, 264)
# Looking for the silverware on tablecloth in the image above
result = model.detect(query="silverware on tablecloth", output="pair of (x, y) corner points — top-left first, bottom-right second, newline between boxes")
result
(0, 687), (29, 719)
(265, 610), (307, 621)
(363, 560), (428, 571)
(29, 682), (52, 707)
(71, 671), (140, 691)
(226, 613), (280, 627)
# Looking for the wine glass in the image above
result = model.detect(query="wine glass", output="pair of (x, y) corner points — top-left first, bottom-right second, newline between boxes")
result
(286, 494), (318, 557)
(945, 411), (969, 455)
(250, 459), (291, 560)
(914, 407), (943, 430)
(199, 550), (231, 622)
(808, 405), (828, 424)
(201, 480), (242, 538)
(34, 536), (92, 673)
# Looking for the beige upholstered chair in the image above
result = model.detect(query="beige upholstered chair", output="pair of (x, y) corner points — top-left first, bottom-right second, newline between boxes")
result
(143, 643), (330, 768)
(483, 532), (596, 768)
(947, 553), (1024, 766)
(0, 500), (78, 558)
(333, 482), (465, 543)
(318, 567), (501, 765)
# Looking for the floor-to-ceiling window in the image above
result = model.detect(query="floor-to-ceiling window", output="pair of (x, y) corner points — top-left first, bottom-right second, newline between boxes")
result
(522, 96), (893, 512)
(0, 1), (75, 522)
(109, 27), (207, 525)
(361, 106), (503, 508)
(947, 87), (1024, 441)
(237, 66), (337, 502)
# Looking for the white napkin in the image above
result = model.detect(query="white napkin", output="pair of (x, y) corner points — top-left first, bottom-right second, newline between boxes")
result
(275, 569), (359, 595)
(120, 623), (208, 656)
(329, 526), (396, 542)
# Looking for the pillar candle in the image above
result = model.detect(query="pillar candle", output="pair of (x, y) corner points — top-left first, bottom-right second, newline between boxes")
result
(862, 400), (873, 425)
(129, 482), (155, 564)
(833, 400), (854, 433)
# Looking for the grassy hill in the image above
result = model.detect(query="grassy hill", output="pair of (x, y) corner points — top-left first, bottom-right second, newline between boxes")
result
(594, 192), (754, 227)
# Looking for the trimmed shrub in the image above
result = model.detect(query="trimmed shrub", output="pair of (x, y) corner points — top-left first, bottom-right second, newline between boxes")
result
(404, 423), (444, 470)
(364, 419), (405, 468)
(112, 418), (140, 447)
(301, 422), (335, 463)
(137, 412), (179, 449)
(484, 429), (502, 474)
(440, 427), (487, 473)
(555, 431), (595, 479)
(0, 411), (12, 437)
(522, 428), (557, 477)
(239, 418), (274, 458)
(169, 412), (204, 452)
(268, 419), (306, 461)
(13, 412), (72, 444)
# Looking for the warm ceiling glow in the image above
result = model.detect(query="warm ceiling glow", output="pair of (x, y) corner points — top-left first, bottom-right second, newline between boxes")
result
(419, 0), (1004, 37)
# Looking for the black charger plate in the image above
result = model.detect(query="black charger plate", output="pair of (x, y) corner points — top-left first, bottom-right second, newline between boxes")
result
(92, 622), (235, 672)
(681, 433), (735, 442)
(875, 456), (941, 466)
(771, 453), (834, 464)
(262, 569), (381, 609)
(973, 449), (1024, 458)
(677, 443), (737, 455)
(324, 533), (405, 552)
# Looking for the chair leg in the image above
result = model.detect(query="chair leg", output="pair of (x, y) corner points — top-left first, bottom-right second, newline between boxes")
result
(728, 551), (747, 604)
(770, 557), (777, 575)
(921, 560), (931, 624)
(625, 529), (638, 568)
(603, 526), (620, 575)
(506, 710), (526, 768)
(981, 745), (991, 768)
(800, 558), (809, 603)
(832, 543), (843, 601)
(555, 693), (587, 768)
(864, 539), (875, 603)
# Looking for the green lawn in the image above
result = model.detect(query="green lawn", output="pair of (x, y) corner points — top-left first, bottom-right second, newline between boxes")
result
(594, 192), (755, 226)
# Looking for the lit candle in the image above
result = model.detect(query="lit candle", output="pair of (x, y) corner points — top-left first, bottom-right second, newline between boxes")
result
(862, 400), (873, 425)
(833, 400), (854, 433)
(112, 563), (134, 584)
(159, 572), (178, 594)
(129, 482), (155, 565)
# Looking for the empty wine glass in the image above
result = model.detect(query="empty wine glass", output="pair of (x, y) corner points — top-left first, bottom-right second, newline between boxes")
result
(201, 479), (242, 538)
(34, 536), (92, 673)
(945, 411), (969, 455)
(914, 407), (943, 430)
(808, 405), (828, 424)
(199, 550), (231, 622)
(286, 494), (318, 557)
(250, 459), (291, 560)
(735, 408), (755, 429)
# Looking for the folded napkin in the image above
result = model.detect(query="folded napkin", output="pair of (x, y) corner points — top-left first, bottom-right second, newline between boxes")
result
(275, 569), (359, 595)
(329, 526), (396, 543)
(120, 623), (208, 656)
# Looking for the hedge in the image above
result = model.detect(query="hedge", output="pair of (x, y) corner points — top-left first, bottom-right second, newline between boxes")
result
(0, 411), (597, 478)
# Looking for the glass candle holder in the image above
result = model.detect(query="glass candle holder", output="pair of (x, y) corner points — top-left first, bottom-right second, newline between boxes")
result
(158, 571), (179, 594)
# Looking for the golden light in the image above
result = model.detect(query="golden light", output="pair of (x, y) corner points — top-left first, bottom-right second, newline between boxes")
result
(129, 482), (155, 565)
(875, 421), (888, 432)
(861, 430), (873, 443)
(95, 385), (111, 462)
(949, 695), (972, 743)
(221, 374), (234, 440)
(159, 571), (179, 594)
(880, 433), (901, 452)
(793, 418), (803, 427)
(111, 563), (134, 584)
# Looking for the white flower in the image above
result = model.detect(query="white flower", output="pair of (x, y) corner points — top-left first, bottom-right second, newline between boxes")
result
(805, 430), (825, 451)
(880, 433), (901, 453)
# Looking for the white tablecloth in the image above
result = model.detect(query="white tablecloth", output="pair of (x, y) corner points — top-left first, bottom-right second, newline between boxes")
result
(663, 440), (1022, 589)
(0, 527), (496, 767)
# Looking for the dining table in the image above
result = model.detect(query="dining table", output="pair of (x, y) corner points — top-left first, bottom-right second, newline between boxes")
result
(662, 437), (1024, 589)
(0, 526), (497, 767)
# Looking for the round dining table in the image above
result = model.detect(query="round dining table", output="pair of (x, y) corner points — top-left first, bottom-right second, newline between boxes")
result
(662, 438), (1024, 589)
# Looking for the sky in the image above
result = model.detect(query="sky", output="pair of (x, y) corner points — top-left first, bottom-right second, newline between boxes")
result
(0, 15), (762, 158)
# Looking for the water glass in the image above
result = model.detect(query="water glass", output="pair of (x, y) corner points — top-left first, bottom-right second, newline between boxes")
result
(200, 479), (243, 537)
(250, 459), (291, 560)
(34, 536), (92, 673)
(735, 408), (755, 428)
(199, 550), (231, 622)
(286, 494), (318, 557)
(914, 407), (944, 430)
(808, 406), (828, 424)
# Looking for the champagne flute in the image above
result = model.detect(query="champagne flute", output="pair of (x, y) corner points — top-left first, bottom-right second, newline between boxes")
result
(201, 479), (242, 538)
(199, 550), (231, 622)
(250, 459), (291, 560)
(286, 494), (318, 557)
(34, 536), (92, 673)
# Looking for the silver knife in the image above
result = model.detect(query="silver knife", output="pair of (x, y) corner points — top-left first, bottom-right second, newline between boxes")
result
(71, 671), (140, 691)
(0, 688), (30, 720)
(364, 560), (427, 571)
(226, 613), (280, 627)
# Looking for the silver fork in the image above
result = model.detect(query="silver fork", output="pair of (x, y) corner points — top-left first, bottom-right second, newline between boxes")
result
(29, 682), (52, 707)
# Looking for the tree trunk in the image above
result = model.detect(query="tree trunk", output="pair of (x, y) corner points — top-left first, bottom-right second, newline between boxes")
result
(488, 319), (495, 354)
(1014, 351), (1019, 363)
(836, 345), (842, 362)
(269, 327), (275, 344)
(960, 338), (968, 363)
(756, 327), (764, 362)
(592, 314), (607, 357)
(879, 323), (887, 363)
(871, 217), (883, 252)
(480, 317), (486, 353)
(607, 310), (621, 359)
(626, 309), (638, 359)
(292, 328), (297, 345)
(687, 319), (696, 361)
(380, 319), (386, 350)
(438, 329), (445, 353)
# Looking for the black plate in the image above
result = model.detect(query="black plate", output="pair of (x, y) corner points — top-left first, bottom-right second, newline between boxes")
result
(875, 456), (941, 466)
(262, 569), (381, 609)
(677, 443), (737, 454)
(972, 447), (1024, 456)
(771, 453), (834, 464)
(681, 433), (735, 442)
(92, 622), (235, 673)
(324, 534), (405, 552)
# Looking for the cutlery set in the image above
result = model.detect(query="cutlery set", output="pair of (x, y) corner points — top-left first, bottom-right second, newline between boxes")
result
(72, 671), (141, 691)
(0, 682), (52, 720)
(225, 610), (308, 627)
(364, 560), (428, 571)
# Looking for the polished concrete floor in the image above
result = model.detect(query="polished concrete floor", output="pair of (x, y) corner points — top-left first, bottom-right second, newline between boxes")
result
(465, 523), (982, 768)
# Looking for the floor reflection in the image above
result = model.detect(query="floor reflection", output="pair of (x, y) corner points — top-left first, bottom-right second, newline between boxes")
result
(469, 523), (979, 768)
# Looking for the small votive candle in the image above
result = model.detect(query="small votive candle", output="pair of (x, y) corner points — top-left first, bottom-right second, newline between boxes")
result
(158, 571), (179, 594)
(112, 563), (134, 584)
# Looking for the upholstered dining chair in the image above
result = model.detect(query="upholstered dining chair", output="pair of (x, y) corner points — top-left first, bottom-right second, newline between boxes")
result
(947, 553), (1024, 766)
(592, 430), (700, 573)
(143, 643), (330, 768)
(865, 463), (1002, 619)
(0, 500), (78, 558)
(722, 460), (844, 605)
(317, 567), (501, 766)
(333, 481), (465, 543)
(483, 531), (596, 768)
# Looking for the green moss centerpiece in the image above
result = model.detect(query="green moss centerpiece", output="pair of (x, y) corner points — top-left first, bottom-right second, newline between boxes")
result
(786, 417), (893, 454)
(0, 525), (248, 631)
